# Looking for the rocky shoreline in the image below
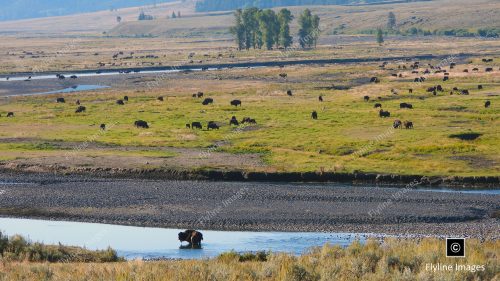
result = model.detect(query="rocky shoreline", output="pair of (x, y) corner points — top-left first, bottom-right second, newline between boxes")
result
(0, 163), (498, 188)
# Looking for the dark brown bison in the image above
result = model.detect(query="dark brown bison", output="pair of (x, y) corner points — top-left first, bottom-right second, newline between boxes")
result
(191, 122), (202, 129)
(192, 94), (197, 98)
(472, 68), (479, 72)
(485, 101), (491, 108)
(393, 119), (402, 129)
(485, 68), (493, 72)
(157, 96), (164, 101)
(124, 96), (129, 102)
(6, 112), (14, 117)
(75, 106), (86, 113)
(461, 90), (470, 95)
(370, 77), (380, 83)
(202, 98), (213, 105)
(408, 89), (413, 94)
(197, 92), (204, 98)
(241, 117), (256, 124)
(318, 95), (323, 102)
(100, 124), (106, 130)
(311, 111), (318, 120)
(436, 85), (443, 92)
(463, 69), (469, 73)
(363, 96), (370, 102)
(404, 121), (413, 129)
(374, 103), (382, 108)
(478, 85), (483, 90)
(134, 120), (149, 129)
(70, 75), (78, 79)
(230, 100), (242, 107)
(279, 73), (287, 78)
(76, 99), (81, 105)
(207, 121), (219, 130)
(56, 97), (65, 103)
(287, 90), (293, 96)
(178, 230), (203, 248)
(400, 103), (413, 109)
(443, 76), (449, 81)
(230, 116), (239, 126)
(116, 100), (125, 105)
(379, 110), (390, 118)
(186, 124), (191, 129)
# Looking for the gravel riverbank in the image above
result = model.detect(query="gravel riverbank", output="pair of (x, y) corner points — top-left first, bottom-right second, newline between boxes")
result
(0, 172), (498, 239)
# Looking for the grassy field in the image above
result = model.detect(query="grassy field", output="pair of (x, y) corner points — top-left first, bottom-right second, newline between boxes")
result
(1, 238), (498, 281)
(1, 57), (498, 176)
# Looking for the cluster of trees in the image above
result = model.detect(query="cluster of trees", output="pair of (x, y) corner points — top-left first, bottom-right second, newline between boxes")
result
(195, 0), (388, 12)
(231, 8), (320, 50)
(138, 11), (153, 20)
(171, 11), (181, 18)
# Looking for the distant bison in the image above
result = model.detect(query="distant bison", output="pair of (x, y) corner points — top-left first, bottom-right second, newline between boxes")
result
(404, 121), (413, 129)
(157, 96), (164, 101)
(134, 120), (149, 129)
(241, 117), (256, 124)
(379, 110), (390, 118)
(197, 92), (204, 98)
(311, 111), (318, 120)
(123, 96), (129, 102)
(178, 230), (203, 248)
(408, 89), (413, 94)
(374, 103), (382, 108)
(6, 112), (14, 117)
(485, 68), (493, 72)
(485, 101), (491, 108)
(230, 116), (239, 126)
(478, 85), (483, 90)
(461, 90), (470, 95)
(279, 73), (287, 78)
(191, 122), (202, 129)
(370, 77), (380, 83)
(463, 69), (469, 73)
(116, 100), (125, 105)
(287, 90), (293, 96)
(70, 75), (78, 79)
(400, 103), (413, 109)
(75, 106), (86, 113)
(56, 97), (65, 103)
(202, 98), (214, 105)
(230, 100), (242, 107)
(207, 121), (219, 130)
(393, 119), (402, 129)
(318, 95), (323, 102)
(76, 99), (81, 105)
(100, 124), (106, 130)
(363, 96), (370, 102)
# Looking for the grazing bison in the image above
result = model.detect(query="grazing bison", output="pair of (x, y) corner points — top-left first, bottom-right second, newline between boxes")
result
(443, 76), (449, 81)
(370, 77), (380, 83)
(230, 100), (242, 107)
(192, 94), (197, 98)
(230, 116), (239, 126)
(279, 73), (287, 78)
(404, 121), (413, 129)
(6, 112), (14, 117)
(76, 99), (81, 105)
(202, 98), (214, 105)
(124, 96), (129, 102)
(461, 90), (470, 95)
(134, 120), (149, 129)
(197, 92), (204, 98)
(191, 122), (202, 129)
(318, 95), (323, 102)
(363, 96), (370, 102)
(178, 230), (203, 248)
(485, 68), (493, 72)
(207, 121), (219, 130)
(400, 103), (413, 109)
(379, 110), (390, 118)
(393, 119), (402, 129)
(374, 103), (382, 108)
(472, 68), (479, 72)
(241, 117), (256, 124)
(116, 100), (125, 105)
(157, 96), (164, 101)
(311, 111), (318, 120)
(436, 85), (443, 92)
(75, 106), (86, 113)
(58, 75), (65, 80)
(56, 97), (65, 103)
(485, 101), (491, 108)
(100, 124), (106, 130)
(287, 90), (293, 96)
(478, 85), (483, 90)
(408, 89), (413, 94)
(70, 75), (78, 79)
(463, 69), (469, 73)
(186, 124), (191, 129)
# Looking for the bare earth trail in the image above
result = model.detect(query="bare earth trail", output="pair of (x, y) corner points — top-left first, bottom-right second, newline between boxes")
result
(0, 173), (498, 239)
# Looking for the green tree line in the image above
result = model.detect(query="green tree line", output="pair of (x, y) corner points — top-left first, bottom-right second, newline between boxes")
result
(231, 8), (320, 50)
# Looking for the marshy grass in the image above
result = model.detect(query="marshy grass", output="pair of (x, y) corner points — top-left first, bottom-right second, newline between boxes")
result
(0, 237), (498, 281)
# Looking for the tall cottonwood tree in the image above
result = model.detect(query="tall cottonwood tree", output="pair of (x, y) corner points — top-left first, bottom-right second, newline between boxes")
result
(298, 9), (320, 48)
(278, 8), (294, 49)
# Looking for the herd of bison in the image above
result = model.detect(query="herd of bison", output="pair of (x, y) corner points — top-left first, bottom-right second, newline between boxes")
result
(1, 59), (496, 135)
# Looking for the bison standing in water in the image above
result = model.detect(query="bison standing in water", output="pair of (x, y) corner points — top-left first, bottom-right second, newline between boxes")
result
(178, 230), (203, 248)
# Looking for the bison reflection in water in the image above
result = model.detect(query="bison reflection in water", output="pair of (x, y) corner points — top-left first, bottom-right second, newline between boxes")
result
(178, 230), (203, 249)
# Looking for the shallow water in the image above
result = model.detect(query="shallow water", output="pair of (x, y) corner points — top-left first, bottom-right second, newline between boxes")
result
(0, 218), (366, 260)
